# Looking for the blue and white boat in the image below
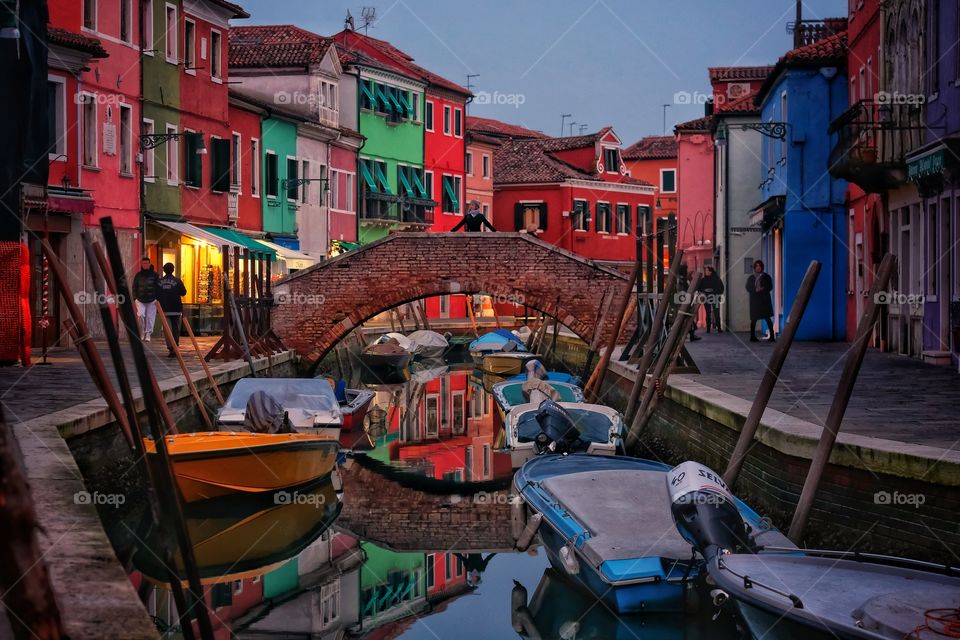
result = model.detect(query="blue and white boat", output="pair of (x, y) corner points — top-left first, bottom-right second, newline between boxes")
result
(505, 358), (582, 386)
(504, 401), (623, 467)
(491, 379), (584, 418)
(514, 456), (790, 614)
(468, 329), (526, 362)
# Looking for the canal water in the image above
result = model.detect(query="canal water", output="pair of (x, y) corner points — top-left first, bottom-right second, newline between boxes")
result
(111, 352), (746, 639)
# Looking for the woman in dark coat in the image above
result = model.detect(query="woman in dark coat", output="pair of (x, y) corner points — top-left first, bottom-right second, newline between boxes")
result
(745, 260), (775, 342)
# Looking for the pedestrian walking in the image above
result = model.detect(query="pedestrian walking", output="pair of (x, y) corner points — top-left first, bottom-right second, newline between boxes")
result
(745, 260), (775, 342)
(678, 263), (701, 342)
(451, 200), (496, 232)
(132, 256), (160, 342)
(699, 266), (725, 333)
(158, 262), (187, 358)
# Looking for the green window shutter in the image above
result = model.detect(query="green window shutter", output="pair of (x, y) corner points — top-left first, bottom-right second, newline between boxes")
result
(388, 88), (405, 114)
(514, 202), (524, 231)
(375, 84), (393, 113)
(286, 158), (298, 200)
(359, 160), (378, 193)
(397, 166), (414, 196)
(375, 162), (392, 194)
(398, 91), (413, 117)
(411, 169), (427, 197)
(442, 177), (459, 212)
(359, 80), (375, 108)
(211, 138), (231, 192)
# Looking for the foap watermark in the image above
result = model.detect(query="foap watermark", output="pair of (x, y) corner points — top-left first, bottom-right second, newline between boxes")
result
(875, 91), (926, 106)
(473, 90), (526, 108)
(478, 291), (525, 306)
(873, 290), (924, 305)
(74, 490), (126, 508)
(472, 491), (522, 506)
(874, 490), (925, 508)
(673, 90), (715, 106)
(273, 90), (331, 108)
(75, 291), (124, 305)
(274, 490), (327, 507)
(674, 291), (725, 306)
(275, 291), (326, 306)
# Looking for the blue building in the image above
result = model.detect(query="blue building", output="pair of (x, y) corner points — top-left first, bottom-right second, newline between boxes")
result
(750, 31), (849, 340)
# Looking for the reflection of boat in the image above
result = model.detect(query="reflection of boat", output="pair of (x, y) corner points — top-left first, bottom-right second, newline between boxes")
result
(504, 401), (624, 467)
(468, 329), (526, 361)
(492, 379), (584, 417)
(515, 456), (786, 614)
(408, 360), (449, 384)
(337, 387), (375, 431)
(407, 329), (449, 358)
(481, 351), (538, 376)
(360, 337), (412, 370)
(134, 476), (342, 584)
(513, 568), (739, 640)
(506, 370), (582, 386)
(218, 378), (343, 436)
(144, 432), (339, 502)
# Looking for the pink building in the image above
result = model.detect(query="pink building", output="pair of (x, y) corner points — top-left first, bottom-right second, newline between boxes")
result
(674, 116), (715, 274)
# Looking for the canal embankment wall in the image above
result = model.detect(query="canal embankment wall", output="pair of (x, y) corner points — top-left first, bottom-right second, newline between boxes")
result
(12, 351), (296, 640)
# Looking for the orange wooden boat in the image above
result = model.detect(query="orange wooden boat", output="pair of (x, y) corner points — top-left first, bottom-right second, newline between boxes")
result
(144, 432), (339, 502)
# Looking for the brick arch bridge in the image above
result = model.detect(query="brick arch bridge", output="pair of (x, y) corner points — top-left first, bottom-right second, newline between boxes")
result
(272, 232), (631, 370)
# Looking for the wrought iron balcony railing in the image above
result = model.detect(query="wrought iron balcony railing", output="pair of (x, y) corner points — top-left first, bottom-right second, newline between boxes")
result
(787, 18), (846, 47)
(360, 192), (436, 226)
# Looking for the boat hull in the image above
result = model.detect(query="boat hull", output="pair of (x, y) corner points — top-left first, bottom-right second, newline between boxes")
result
(340, 389), (375, 431)
(360, 351), (411, 370)
(482, 352), (537, 375)
(145, 432), (340, 502)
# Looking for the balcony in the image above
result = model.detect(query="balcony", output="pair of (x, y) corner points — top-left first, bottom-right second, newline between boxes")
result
(360, 192), (436, 227)
(828, 99), (926, 193)
(787, 18), (846, 47)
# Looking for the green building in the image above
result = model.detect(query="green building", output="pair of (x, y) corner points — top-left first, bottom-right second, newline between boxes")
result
(357, 542), (426, 627)
(260, 114), (299, 244)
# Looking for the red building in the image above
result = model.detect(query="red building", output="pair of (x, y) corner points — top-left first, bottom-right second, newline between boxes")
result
(492, 127), (655, 263)
(227, 95), (264, 232)
(329, 133), (363, 245)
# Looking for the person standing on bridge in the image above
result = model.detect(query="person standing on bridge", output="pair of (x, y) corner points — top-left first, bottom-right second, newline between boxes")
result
(451, 200), (496, 232)
(133, 256), (160, 342)
(746, 260), (775, 342)
(158, 263), (187, 358)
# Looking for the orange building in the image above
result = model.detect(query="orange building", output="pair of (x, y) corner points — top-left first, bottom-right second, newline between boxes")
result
(622, 136), (678, 222)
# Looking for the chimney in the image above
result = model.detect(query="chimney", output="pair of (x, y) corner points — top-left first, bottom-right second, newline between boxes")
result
(704, 97), (714, 117)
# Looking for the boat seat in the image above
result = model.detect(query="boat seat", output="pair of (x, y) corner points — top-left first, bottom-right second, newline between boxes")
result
(541, 469), (693, 568)
(334, 380), (347, 403)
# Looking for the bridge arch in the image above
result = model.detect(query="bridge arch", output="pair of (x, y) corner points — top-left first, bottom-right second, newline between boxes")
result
(272, 232), (630, 369)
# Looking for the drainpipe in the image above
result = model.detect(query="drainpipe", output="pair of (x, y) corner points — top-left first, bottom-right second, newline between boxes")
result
(345, 65), (364, 244)
(464, 89), (473, 230)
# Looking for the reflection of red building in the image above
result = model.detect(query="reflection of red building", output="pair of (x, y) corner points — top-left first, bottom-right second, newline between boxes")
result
(393, 370), (512, 481)
(425, 552), (466, 598)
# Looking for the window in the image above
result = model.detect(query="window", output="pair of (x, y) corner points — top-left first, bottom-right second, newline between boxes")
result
(320, 581), (340, 628)
(424, 171), (433, 201)
(615, 204), (631, 234)
(426, 395), (439, 437)
(482, 154), (489, 178)
(286, 157), (298, 201)
(425, 100), (434, 131)
(328, 169), (339, 208)
(81, 94), (97, 167)
(210, 137), (230, 192)
(142, 0), (154, 53)
(47, 79), (66, 157)
(184, 131), (203, 188)
(454, 108), (462, 137)
(660, 169), (676, 193)
(596, 202), (612, 233)
(445, 554), (452, 580)
(572, 199), (589, 231)
(301, 160), (310, 203)
(373, 159), (391, 193)
(120, 0), (132, 42)
(411, 92), (420, 121)
(183, 19), (196, 72)
(119, 104), (132, 175)
(165, 4), (177, 64)
(443, 105), (451, 135)
(359, 80), (374, 111)
(83, 0), (96, 30)
(142, 119), (155, 180)
(344, 173), (353, 211)
(230, 133), (241, 189)
(515, 202), (547, 232)
(210, 30), (222, 81)
(264, 151), (278, 198)
(466, 152), (473, 176)
(441, 175), (460, 213)
(452, 391), (465, 434)
(165, 124), (178, 184)
(426, 555), (435, 588)
(604, 147), (620, 173)
(250, 138), (260, 197)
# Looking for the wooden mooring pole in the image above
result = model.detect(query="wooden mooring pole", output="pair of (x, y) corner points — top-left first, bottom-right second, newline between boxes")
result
(154, 302), (214, 430)
(788, 253), (896, 543)
(623, 250), (684, 424)
(586, 259), (641, 403)
(724, 260), (821, 488)
(180, 314), (225, 405)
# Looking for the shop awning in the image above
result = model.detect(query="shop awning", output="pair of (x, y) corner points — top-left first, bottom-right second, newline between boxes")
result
(907, 145), (945, 181)
(152, 220), (246, 250)
(748, 195), (785, 229)
(254, 239), (316, 271)
(202, 226), (277, 261)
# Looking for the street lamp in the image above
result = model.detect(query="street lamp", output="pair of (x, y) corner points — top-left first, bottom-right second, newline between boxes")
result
(139, 131), (207, 153)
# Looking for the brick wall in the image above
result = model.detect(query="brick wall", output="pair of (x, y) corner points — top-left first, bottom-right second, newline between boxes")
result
(272, 232), (633, 369)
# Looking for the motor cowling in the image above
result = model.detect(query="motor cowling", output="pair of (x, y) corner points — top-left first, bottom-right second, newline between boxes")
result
(667, 461), (752, 558)
(533, 400), (582, 455)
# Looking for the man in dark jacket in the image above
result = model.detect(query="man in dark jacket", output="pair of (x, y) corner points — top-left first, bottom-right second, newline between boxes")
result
(745, 260), (775, 342)
(158, 263), (187, 357)
(699, 266), (725, 333)
(677, 263), (701, 342)
(451, 200), (496, 232)
(132, 257), (160, 342)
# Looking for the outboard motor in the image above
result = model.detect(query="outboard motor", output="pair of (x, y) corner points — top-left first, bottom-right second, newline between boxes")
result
(533, 399), (582, 455)
(667, 461), (752, 558)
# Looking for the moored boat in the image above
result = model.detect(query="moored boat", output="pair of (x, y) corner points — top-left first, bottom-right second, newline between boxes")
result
(407, 329), (450, 359)
(144, 431), (340, 502)
(504, 400), (624, 467)
(482, 351), (539, 376)
(360, 337), (412, 370)
(514, 456), (789, 614)
(492, 378), (584, 418)
(468, 329), (526, 362)
(218, 378), (343, 437)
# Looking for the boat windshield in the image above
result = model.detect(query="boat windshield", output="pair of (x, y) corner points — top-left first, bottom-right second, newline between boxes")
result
(225, 379), (339, 413)
(516, 407), (614, 443)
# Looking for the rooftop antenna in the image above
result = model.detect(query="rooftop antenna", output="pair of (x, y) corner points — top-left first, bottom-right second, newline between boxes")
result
(560, 114), (572, 136)
(569, 121), (577, 136)
(466, 74), (480, 93)
(579, 124), (588, 134)
(662, 103), (671, 135)
(360, 7), (377, 35)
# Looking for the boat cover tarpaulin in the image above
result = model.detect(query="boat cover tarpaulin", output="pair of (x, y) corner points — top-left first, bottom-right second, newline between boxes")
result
(243, 390), (292, 434)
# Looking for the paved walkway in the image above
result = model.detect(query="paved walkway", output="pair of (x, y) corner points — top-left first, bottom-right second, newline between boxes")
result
(681, 332), (960, 451)
(0, 336), (223, 425)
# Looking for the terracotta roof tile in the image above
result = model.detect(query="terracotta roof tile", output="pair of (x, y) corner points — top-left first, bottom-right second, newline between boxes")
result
(622, 135), (677, 160)
(674, 115), (715, 133)
(755, 30), (848, 105)
(230, 25), (331, 68)
(466, 115), (547, 140)
(708, 65), (774, 82)
(48, 27), (108, 57)
(206, 0), (249, 18)
(718, 90), (760, 114)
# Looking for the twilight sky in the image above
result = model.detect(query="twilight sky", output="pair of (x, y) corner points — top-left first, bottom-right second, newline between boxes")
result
(237, 0), (844, 145)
